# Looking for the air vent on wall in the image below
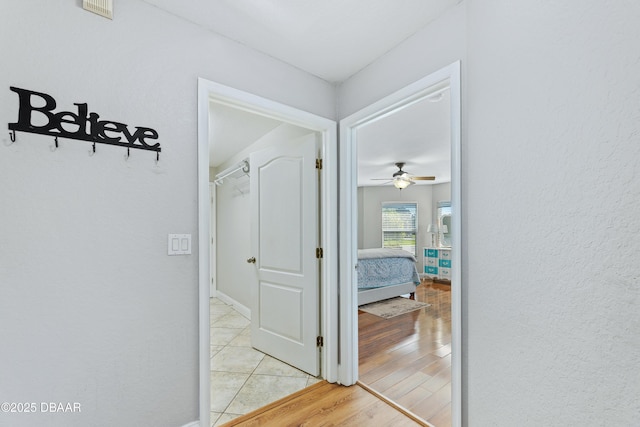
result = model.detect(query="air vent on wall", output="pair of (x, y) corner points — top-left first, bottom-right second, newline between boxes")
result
(83, 0), (113, 20)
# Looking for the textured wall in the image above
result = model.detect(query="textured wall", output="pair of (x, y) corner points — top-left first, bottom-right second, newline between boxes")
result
(465, 1), (640, 425)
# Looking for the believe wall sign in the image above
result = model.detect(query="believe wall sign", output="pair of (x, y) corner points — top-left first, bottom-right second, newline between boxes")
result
(8, 87), (161, 159)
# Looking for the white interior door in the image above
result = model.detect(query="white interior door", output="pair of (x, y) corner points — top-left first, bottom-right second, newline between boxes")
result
(249, 134), (320, 376)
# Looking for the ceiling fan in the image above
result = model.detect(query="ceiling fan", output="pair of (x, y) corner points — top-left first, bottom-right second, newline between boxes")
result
(372, 162), (435, 189)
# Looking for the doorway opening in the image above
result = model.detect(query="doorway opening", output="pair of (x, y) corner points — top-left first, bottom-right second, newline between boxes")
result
(339, 62), (462, 427)
(197, 78), (338, 427)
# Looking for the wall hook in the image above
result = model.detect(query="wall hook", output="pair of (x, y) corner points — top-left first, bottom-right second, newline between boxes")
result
(50, 136), (59, 152)
(124, 147), (130, 160)
(6, 129), (16, 145)
(155, 151), (160, 164)
(89, 142), (96, 157)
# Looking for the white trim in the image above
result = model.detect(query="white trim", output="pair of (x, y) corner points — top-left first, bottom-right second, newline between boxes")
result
(197, 80), (211, 427)
(178, 422), (200, 427)
(209, 183), (216, 298)
(197, 78), (339, 427)
(449, 61), (463, 427)
(338, 62), (462, 427)
(215, 290), (251, 320)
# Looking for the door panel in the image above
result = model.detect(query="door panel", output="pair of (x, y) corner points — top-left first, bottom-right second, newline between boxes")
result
(258, 282), (302, 341)
(250, 134), (319, 376)
(258, 157), (304, 273)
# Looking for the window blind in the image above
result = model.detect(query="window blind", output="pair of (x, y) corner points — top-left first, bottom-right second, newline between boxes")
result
(381, 202), (417, 255)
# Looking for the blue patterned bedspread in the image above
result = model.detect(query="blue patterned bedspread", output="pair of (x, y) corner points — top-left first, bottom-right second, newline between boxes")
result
(357, 248), (421, 289)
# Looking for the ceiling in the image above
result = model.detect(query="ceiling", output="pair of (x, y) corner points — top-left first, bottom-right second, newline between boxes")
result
(143, 0), (459, 82)
(356, 90), (451, 187)
(153, 0), (456, 186)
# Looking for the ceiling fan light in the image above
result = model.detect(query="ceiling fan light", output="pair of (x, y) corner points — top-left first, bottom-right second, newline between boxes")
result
(393, 176), (411, 189)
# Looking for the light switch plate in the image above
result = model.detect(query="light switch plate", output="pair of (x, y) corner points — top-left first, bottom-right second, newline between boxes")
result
(168, 234), (191, 255)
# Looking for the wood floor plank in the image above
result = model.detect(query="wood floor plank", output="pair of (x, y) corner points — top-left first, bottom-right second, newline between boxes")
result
(292, 385), (379, 425)
(428, 402), (452, 427)
(339, 402), (411, 426)
(411, 383), (452, 422)
(421, 365), (451, 394)
(360, 349), (440, 387)
(383, 370), (432, 401)
(395, 384), (434, 410)
(370, 352), (440, 391)
(421, 354), (452, 377)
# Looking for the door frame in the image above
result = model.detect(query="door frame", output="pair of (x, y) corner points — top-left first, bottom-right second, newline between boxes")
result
(197, 78), (338, 427)
(338, 61), (462, 426)
(209, 182), (216, 298)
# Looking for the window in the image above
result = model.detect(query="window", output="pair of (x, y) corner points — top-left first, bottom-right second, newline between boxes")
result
(381, 202), (418, 255)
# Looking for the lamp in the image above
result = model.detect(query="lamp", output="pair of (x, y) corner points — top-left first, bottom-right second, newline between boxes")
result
(426, 224), (437, 247)
(393, 175), (412, 190)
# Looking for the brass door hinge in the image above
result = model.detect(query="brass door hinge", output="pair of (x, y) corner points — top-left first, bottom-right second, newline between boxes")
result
(316, 248), (323, 258)
(317, 336), (324, 347)
(316, 158), (323, 170)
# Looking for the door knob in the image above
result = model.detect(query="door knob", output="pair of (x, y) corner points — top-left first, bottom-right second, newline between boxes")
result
(246, 257), (256, 264)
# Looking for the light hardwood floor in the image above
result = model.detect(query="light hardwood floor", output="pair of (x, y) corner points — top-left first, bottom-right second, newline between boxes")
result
(358, 280), (452, 426)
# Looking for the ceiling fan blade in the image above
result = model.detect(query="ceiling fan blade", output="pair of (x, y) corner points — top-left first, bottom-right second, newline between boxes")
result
(412, 176), (436, 181)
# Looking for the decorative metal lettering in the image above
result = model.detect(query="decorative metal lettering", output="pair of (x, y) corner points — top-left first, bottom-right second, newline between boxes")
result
(7, 87), (161, 158)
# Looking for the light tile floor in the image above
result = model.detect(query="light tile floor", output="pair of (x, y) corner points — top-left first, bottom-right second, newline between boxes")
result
(210, 297), (321, 427)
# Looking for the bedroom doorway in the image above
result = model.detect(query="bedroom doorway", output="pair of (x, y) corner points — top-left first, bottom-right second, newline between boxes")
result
(338, 62), (461, 427)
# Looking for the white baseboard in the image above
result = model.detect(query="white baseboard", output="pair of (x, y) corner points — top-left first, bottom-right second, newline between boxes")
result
(179, 421), (200, 427)
(214, 291), (251, 320)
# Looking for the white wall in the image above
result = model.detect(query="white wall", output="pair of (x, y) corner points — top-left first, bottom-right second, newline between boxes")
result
(213, 124), (314, 309)
(213, 172), (251, 308)
(0, 2), (334, 426)
(342, 1), (640, 425)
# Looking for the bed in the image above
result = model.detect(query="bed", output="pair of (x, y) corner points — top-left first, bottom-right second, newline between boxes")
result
(357, 248), (421, 306)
